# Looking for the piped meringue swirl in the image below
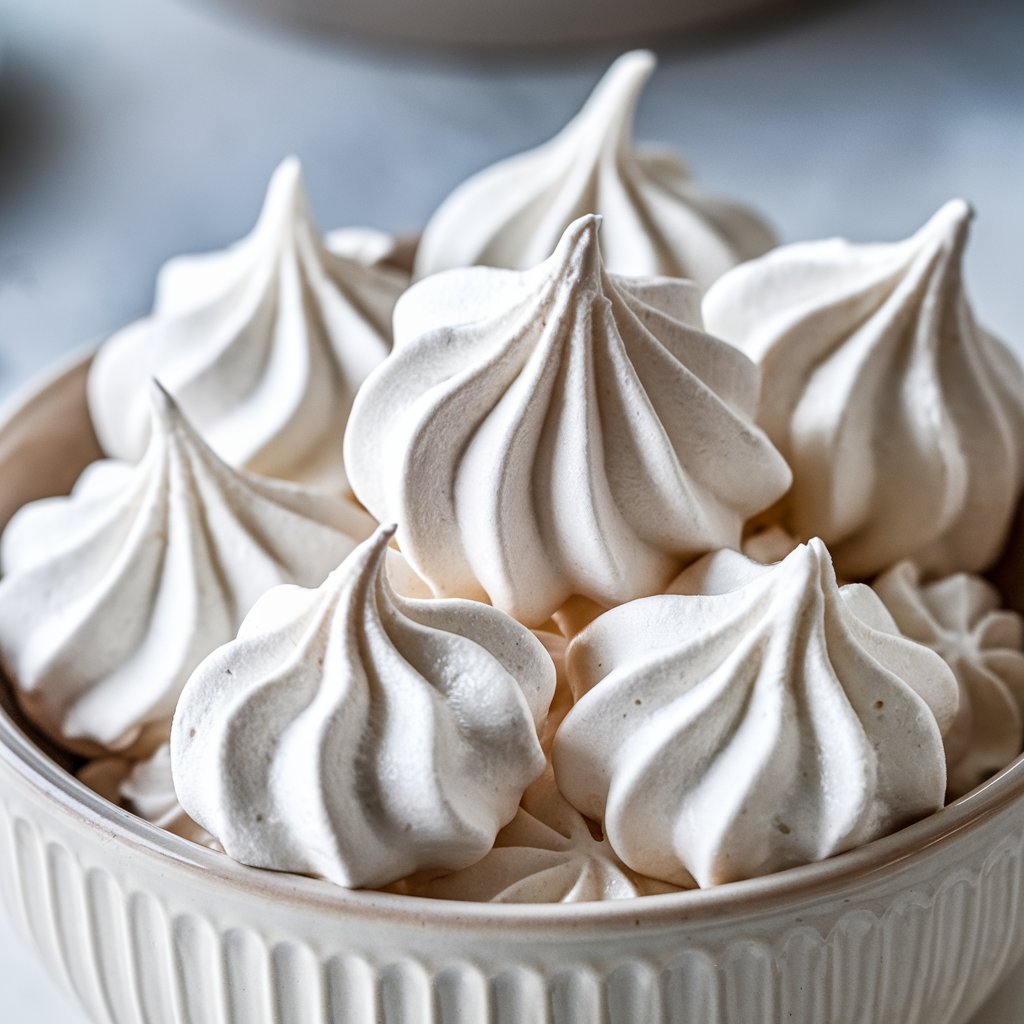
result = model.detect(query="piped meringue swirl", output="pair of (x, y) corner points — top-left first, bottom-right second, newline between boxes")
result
(0, 384), (374, 756)
(704, 200), (1024, 579)
(171, 526), (553, 890)
(397, 766), (682, 903)
(874, 561), (1024, 798)
(414, 51), (775, 287)
(552, 541), (958, 887)
(88, 157), (408, 491)
(346, 215), (791, 626)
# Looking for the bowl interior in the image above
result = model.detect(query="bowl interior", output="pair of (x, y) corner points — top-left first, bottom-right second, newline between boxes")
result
(2, 349), (1024, 931)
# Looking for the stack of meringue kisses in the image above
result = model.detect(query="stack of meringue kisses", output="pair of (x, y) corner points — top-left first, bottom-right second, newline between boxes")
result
(3, 49), (1024, 903)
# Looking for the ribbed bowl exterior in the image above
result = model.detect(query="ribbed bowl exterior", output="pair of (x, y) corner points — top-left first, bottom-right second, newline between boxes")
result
(0, 355), (1023, 1024)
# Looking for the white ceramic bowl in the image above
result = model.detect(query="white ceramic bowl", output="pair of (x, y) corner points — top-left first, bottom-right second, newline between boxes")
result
(2, 354), (1024, 1024)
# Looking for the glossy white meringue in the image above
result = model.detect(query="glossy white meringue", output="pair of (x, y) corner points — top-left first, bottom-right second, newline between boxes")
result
(78, 744), (218, 848)
(346, 215), (791, 626)
(170, 526), (554, 890)
(873, 560), (1024, 799)
(88, 157), (408, 491)
(397, 766), (682, 903)
(0, 385), (374, 756)
(552, 540), (958, 888)
(704, 200), (1024, 579)
(414, 51), (775, 287)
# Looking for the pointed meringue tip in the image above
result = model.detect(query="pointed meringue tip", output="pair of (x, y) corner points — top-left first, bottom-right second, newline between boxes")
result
(552, 215), (604, 277)
(270, 154), (304, 192)
(580, 50), (656, 131)
(605, 49), (657, 85)
(377, 523), (399, 544)
(920, 198), (974, 254)
(255, 155), (309, 233)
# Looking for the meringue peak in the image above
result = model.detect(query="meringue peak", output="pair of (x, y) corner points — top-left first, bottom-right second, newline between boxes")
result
(0, 387), (374, 756)
(704, 201), (1024, 579)
(171, 525), (554, 889)
(414, 50), (775, 285)
(347, 217), (791, 626)
(554, 541), (957, 887)
(571, 50), (654, 158)
(88, 157), (407, 492)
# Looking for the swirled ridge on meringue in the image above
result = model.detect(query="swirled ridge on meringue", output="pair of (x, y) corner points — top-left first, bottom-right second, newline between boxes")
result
(414, 50), (775, 287)
(704, 200), (1024, 579)
(0, 384), (374, 756)
(874, 560), (1024, 799)
(552, 540), (958, 888)
(346, 214), (791, 627)
(88, 157), (408, 491)
(170, 525), (554, 890)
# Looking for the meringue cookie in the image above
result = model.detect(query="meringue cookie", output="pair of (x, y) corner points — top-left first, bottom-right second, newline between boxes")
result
(78, 745), (218, 849)
(415, 51), (775, 287)
(171, 525), (553, 890)
(398, 766), (682, 903)
(326, 226), (419, 274)
(553, 540), (958, 888)
(873, 561), (1024, 798)
(346, 215), (791, 627)
(0, 384), (374, 756)
(88, 157), (408, 491)
(704, 201), (1024, 579)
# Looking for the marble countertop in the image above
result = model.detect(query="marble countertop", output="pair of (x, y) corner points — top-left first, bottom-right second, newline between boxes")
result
(1, 0), (1023, 1019)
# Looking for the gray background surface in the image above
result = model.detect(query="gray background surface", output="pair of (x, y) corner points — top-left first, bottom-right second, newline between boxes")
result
(1, 0), (1023, 1019)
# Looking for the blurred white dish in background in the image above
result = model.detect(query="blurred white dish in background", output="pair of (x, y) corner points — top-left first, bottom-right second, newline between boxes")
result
(193, 0), (790, 49)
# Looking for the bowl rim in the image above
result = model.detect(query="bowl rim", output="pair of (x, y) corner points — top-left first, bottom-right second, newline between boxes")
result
(1, 348), (1023, 935)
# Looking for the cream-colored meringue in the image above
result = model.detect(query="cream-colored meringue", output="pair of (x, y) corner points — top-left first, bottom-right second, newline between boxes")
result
(0, 385), (374, 756)
(171, 525), (554, 890)
(397, 766), (682, 903)
(88, 157), (408, 491)
(704, 200), (1024, 579)
(414, 51), (774, 287)
(326, 226), (419, 274)
(873, 560), (1024, 799)
(553, 540), (958, 888)
(346, 215), (791, 627)
(78, 744), (218, 848)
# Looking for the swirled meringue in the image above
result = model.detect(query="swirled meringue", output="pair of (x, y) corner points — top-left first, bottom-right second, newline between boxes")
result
(87, 157), (408, 491)
(78, 744), (218, 849)
(397, 766), (682, 903)
(414, 51), (775, 287)
(873, 561), (1024, 798)
(170, 525), (553, 890)
(704, 200), (1024, 579)
(345, 215), (791, 626)
(0, 384), (374, 756)
(552, 540), (958, 887)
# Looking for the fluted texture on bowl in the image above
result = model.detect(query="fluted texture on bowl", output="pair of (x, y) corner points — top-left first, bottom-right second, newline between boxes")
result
(1, 748), (1024, 1024)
